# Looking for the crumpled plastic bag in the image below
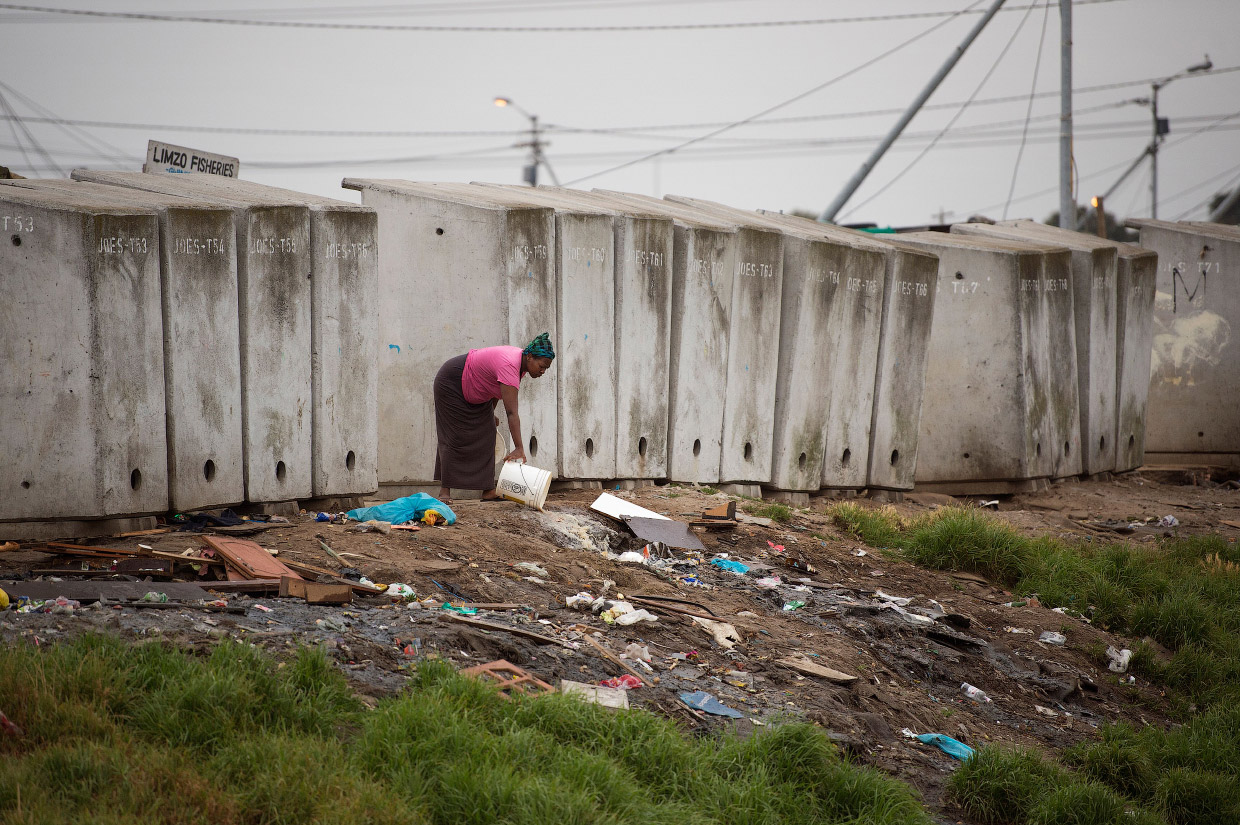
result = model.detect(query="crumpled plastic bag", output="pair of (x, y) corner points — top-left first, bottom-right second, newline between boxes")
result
(600, 674), (643, 690)
(902, 728), (975, 760)
(615, 609), (658, 626)
(1107, 645), (1132, 673)
(347, 493), (455, 526)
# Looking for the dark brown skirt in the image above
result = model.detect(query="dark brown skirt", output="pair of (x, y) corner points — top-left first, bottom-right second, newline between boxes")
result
(433, 353), (498, 491)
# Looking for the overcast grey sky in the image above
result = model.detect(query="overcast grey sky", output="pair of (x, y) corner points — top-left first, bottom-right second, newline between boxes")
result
(2, 0), (1238, 226)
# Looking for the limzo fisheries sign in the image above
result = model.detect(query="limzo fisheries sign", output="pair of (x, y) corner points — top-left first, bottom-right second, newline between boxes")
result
(144, 140), (239, 178)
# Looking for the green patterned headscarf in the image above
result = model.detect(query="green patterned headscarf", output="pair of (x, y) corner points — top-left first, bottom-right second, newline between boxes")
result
(523, 332), (555, 360)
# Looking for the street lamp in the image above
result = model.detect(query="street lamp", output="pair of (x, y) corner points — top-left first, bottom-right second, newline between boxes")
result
(493, 96), (559, 187)
(1140, 55), (1212, 218)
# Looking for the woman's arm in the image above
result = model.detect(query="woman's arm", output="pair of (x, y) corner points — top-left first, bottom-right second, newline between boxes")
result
(499, 384), (526, 463)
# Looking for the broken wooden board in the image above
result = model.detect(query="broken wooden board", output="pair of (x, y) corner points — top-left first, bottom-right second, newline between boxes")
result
(702, 501), (737, 521)
(625, 516), (707, 552)
(278, 576), (352, 605)
(459, 659), (555, 698)
(203, 579), (281, 594)
(115, 558), (176, 577)
(441, 613), (576, 648)
(44, 542), (142, 558)
(0, 580), (211, 603)
(777, 656), (858, 685)
(201, 535), (302, 581)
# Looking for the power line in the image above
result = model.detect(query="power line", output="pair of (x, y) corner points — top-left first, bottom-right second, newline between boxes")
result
(1167, 162), (1240, 219)
(839, 0), (1043, 221)
(1002, 0), (1051, 219)
(0, 0), (1129, 33)
(562, 0), (987, 186)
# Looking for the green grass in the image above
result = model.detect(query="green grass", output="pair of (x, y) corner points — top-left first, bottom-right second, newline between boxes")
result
(828, 502), (905, 548)
(0, 635), (931, 825)
(746, 501), (794, 524)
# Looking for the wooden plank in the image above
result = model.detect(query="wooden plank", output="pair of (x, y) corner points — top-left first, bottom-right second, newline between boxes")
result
(0, 580), (212, 603)
(279, 576), (307, 598)
(115, 527), (173, 538)
(201, 535), (302, 581)
(702, 501), (737, 521)
(441, 613), (576, 649)
(45, 542), (142, 558)
(304, 581), (352, 605)
(115, 558), (175, 576)
(579, 633), (647, 684)
(280, 559), (383, 594)
(776, 656), (858, 685)
(146, 549), (225, 568)
(204, 579), (281, 594)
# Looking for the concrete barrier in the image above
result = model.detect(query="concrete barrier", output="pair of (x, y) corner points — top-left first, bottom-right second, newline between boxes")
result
(667, 197), (885, 494)
(485, 185), (674, 482)
(0, 185), (168, 522)
(599, 191), (783, 488)
(894, 232), (1078, 493)
(959, 219), (1155, 473)
(571, 191), (734, 484)
(2, 178), (245, 512)
(340, 179), (558, 488)
(758, 214), (938, 492)
(89, 174), (379, 500)
(75, 170), (313, 503)
(1127, 220), (1240, 467)
(953, 221), (1113, 476)
(427, 183), (617, 481)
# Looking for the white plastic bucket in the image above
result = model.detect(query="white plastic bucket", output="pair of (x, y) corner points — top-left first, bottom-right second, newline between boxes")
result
(497, 461), (553, 510)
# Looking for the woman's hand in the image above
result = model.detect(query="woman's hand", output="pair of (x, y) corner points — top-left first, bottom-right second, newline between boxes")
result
(504, 446), (527, 464)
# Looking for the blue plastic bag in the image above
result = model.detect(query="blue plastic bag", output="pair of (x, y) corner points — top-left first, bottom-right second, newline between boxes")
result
(916, 733), (975, 760)
(680, 691), (745, 719)
(710, 558), (750, 574)
(346, 493), (456, 526)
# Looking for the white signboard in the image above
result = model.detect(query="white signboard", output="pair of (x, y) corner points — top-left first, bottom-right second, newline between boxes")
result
(144, 140), (239, 178)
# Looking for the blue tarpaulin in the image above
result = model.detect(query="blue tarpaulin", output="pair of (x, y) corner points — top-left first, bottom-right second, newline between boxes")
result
(916, 733), (975, 760)
(347, 493), (456, 526)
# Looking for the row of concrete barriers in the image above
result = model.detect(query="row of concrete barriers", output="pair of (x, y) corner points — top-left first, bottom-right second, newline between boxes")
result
(2, 172), (1234, 529)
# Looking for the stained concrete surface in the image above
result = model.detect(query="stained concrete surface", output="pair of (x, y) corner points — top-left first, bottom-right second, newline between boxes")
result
(895, 232), (1076, 493)
(1, 178), (245, 512)
(1129, 220), (1240, 467)
(341, 179), (558, 488)
(0, 186), (168, 520)
(73, 170), (313, 504)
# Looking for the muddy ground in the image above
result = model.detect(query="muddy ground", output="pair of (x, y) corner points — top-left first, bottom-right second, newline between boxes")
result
(2, 467), (1238, 818)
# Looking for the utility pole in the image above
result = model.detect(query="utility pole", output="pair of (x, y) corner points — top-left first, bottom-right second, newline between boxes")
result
(1058, 0), (1073, 230)
(1147, 56), (1211, 218)
(494, 97), (560, 187)
(818, 0), (1007, 223)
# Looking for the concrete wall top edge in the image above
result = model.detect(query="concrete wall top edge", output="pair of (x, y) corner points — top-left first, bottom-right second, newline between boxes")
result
(465, 183), (620, 217)
(990, 219), (1138, 255)
(592, 190), (741, 231)
(1129, 218), (1240, 244)
(70, 169), (369, 213)
(0, 182), (160, 215)
(342, 179), (553, 215)
(72, 169), (304, 211)
(533, 187), (673, 221)
(1, 178), (233, 214)
(668, 195), (866, 245)
(899, 230), (1068, 254)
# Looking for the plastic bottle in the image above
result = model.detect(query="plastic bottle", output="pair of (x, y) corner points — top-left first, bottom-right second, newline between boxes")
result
(961, 682), (992, 703)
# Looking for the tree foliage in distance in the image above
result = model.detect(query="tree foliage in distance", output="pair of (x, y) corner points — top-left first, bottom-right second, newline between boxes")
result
(1043, 206), (1137, 242)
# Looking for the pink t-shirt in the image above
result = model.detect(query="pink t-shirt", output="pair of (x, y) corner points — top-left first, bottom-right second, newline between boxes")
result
(461, 346), (523, 404)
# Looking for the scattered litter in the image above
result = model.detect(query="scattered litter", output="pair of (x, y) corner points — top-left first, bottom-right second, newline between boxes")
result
(347, 493), (456, 526)
(315, 615), (347, 632)
(980, 500), (999, 509)
(513, 562), (549, 578)
(854, 548), (868, 557)
(614, 609), (659, 626)
(766, 541), (785, 553)
(736, 513), (773, 527)
(692, 616), (741, 649)
(710, 558), (750, 574)
(590, 492), (669, 522)
(140, 592), (168, 604)
(1035, 705), (1060, 718)
(459, 659), (555, 698)
(901, 729), (975, 760)
(384, 583), (415, 599)
(1158, 515), (1179, 528)
(621, 643), (652, 663)
(252, 604), (272, 613)
(777, 657), (857, 685)
(0, 710), (24, 738)
(680, 690), (745, 718)
(565, 592), (596, 609)
(782, 600), (806, 612)
(440, 603), (479, 616)
(599, 674), (643, 690)
(560, 680), (629, 708)
(347, 520), (392, 534)
(875, 590), (912, 606)
(961, 682), (992, 703)
(1004, 626), (1033, 634)
(616, 551), (648, 565)
(599, 601), (635, 622)
(754, 576), (782, 589)
(1106, 646), (1133, 673)
(1039, 631), (1067, 645)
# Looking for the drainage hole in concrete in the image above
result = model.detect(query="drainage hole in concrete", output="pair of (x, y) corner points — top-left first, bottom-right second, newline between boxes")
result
(585, 438), (594, 458)
(1063, 441), (1070, 456)
(21, 480), (30, 489)
(638, 437), (647, 457)
(890, 449), (899, 465)
(841, 448), (851, 466)
(1036, 443), (1042, 457)
(744, 442), (753, 461)
(275, 461), (287, 482)
(963, 452), (971, 459)
(11, 235), (20, 247)
(203, 460), (216, 482)
(798, 452), (807, 469)
(1198, 431), (1205, 438)
(692, 439), (701, 457)
(346, 450), (356, 471)
(1129, 434), (1136, 448)
(130, 468), (142, 491)
(529, 436), (539, 457)
(1099, 436), (1106, 452)
(954, 271), (963, 280)
(435, 227), (444, 235)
